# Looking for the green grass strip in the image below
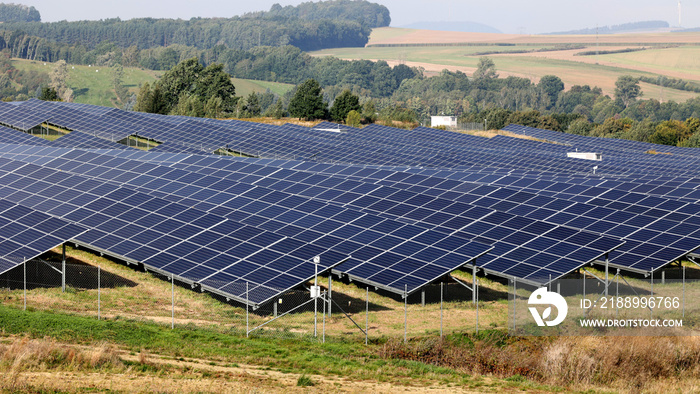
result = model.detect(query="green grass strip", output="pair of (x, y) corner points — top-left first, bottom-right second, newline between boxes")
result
(0, 305), (469, 385)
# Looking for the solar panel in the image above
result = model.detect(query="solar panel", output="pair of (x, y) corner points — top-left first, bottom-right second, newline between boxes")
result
(50, 131), (133, 150)
(0, 199), (87, 275)
(0, 155), (356, 306)
(9, 144), (626, 287)
(3, 100), (698, 291)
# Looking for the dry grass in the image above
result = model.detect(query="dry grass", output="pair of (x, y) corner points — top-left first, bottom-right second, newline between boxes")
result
(0, 336), (122, 391)
(459, 128), (561, 144)
(3, 246), (501, 341)
(645, 149), (673, 155)
(221, 116), (322, 128)
(381, 335), (700, 392)
(367, 27), (700, 46)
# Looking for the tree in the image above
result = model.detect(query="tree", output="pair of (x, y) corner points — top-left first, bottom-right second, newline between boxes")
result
(330, 89), (360, 122)
(288, 79), (327, 120)
(568, 118), (594, 136)
(136, 58), (236, 115)
(49, 60), (72, 102)
(171, 93), (205, 117)
(133, 82), (152, 112)
(346, 110), (361, 127)
(615, 75), (642, 108)
(134, 82), (168, 114)
(538, 75), (564, 109)
(264, 99), (286, 119)
(195, 63), (237, 112)
(679, 131), (700, 147)
(650, 120), (689, 146)
(112, 64), (129, 105)
(473, 57), (498, 80)
(157, 58), (203, 110)
(244, 92), (261, 116)
(39, 86), (60, 101)
(204, 96), (224, 118)
(362, 100), (377, 123)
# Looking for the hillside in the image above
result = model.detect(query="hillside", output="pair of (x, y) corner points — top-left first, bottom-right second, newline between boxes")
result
(10, 59), (294, 108)
(310, 27), (700, 101)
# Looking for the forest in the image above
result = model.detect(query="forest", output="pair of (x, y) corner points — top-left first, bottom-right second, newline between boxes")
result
(0, 0), (389, 53)
(0, 3), (40, 22)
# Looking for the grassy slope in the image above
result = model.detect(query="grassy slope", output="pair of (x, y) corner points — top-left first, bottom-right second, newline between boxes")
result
(12, 59), (163, 107)
(11, 59), (294, 107)
(232, 77), (295, 97)
(311, 28), (700, 102)
(0, 306), (559, 392)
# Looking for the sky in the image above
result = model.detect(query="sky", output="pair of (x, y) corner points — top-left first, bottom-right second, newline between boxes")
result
(15, 0), (699, 34)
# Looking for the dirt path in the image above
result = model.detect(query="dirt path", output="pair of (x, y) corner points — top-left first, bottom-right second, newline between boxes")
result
(11, 347), (487, 393)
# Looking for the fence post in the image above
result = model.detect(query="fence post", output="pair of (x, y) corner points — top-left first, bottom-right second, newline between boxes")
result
(404, 284), (407, 344)
(683, 266), (686, 318)
(365, 286), (369, 345)
(476, 279), (479, 335)
(62, 244), (66, 292)
(313, 256), (319, 338)
(513, 277), (516, 332)
(23, 258), (26, 311)
(322, 291), (326, 344)
(328, 275), (332, 317)
(650, 271), (654, 319)
(616, 269), (619, 318)
(440, 281), (443, 338)
(246, 282), (249, 338)
(97, 264), (101, 320)
(171, 275), (174, 330)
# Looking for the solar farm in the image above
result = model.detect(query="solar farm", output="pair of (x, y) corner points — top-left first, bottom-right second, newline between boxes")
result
(0, 98), (699, 339)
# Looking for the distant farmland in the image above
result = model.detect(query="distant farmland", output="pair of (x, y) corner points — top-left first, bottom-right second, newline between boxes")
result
(311, 27), (700, 102)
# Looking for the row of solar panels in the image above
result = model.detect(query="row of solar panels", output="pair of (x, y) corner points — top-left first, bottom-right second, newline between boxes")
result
(2, 99), (699, 180)
(0, 141), (626, 301)
(0, 100), (698, 308)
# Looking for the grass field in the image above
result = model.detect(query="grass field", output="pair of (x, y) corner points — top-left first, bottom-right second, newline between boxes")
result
(3, 245), (700, 392)
(232, 77), (295, 97)
(311, 28), (700, 102)
(11, 59), (294, 108)
(12, 59), (163, 107)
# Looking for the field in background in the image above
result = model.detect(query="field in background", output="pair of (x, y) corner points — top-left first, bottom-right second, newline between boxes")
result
(366, 27), (700, 46)
(311, 27), (700, 102)
(10, 59), (294, 108)
(11, 59), (162, 107)
(232, 78), (295, 97)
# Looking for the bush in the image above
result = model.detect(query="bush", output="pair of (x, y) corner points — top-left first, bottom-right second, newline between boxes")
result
(296, 374), (315, 387)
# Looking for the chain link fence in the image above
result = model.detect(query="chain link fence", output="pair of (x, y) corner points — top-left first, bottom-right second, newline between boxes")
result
(1, 257), (494, 344)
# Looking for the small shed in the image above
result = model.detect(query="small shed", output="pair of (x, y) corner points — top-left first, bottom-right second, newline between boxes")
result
(431, 116), (457, 128)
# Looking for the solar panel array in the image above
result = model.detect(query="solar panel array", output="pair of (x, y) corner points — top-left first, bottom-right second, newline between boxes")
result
(0, 143), (623, 289)
(0, 99), (697, 306)
(0, 199), (87, 274)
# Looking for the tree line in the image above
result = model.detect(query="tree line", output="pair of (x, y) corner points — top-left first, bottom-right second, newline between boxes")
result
(249, 1), (390, 28)
(0, 9), (373, 53)
(0, 3), (40, 22)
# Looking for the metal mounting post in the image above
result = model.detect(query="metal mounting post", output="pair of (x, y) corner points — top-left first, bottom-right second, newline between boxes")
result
(62, 244), (66, 292)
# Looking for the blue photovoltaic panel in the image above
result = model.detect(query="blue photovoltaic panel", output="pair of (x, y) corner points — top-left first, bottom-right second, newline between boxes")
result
(2, 100), (696, 287)
(0, 199), (87, 274)
(0, 155), (352, 306)
(7, 144), (626, 287)
(50, 131), (132, 150)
